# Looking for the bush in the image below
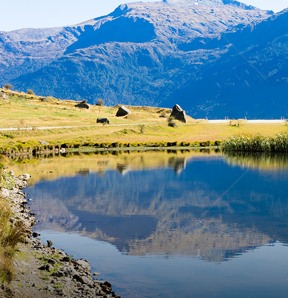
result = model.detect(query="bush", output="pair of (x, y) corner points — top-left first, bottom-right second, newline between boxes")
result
(3, 84), (13, 90)
(180, 142), (190, 147)
(167, 116), (176, 128)
(61, 143), (70, 149)
(15, 144), (24, 151)
(0, 134), (14, 140)
(100, 143), (108, 148)
(111, 142), (120, 148)
(167, 142), (177, 147)
(138, 124), (145, 134)
(73, 143), (81, 148)
(26, 89), (35, 95)
(86, 142), (96, 147)
(96, 99), (104, 106)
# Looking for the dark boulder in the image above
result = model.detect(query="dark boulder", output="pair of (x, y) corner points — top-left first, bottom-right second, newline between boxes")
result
(51, 271), (65, 278)
(47, 240), (53, 247)
(170, 104), (187, 123)
(97, 118), (110, 124)
(75, 101), (90, 109)
(32, 232), (40, 238)
(116, 106), (131, 117)
(39, 264), (53, 271)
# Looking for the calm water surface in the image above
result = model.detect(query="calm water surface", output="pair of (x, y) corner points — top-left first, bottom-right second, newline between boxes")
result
(22, 152), (288, 298)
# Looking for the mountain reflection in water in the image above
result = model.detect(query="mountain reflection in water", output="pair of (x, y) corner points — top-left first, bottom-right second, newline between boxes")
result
(19, 151), (288, 264)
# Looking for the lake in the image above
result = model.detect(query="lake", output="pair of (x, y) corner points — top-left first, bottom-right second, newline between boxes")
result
(12, 150), (288, 297)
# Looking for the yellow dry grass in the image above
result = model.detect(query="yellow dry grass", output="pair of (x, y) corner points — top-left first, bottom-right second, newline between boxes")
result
(0, 88), (287, 146)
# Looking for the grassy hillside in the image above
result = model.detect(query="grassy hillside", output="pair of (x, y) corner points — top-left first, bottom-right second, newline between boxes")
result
(0, 89), (287, 150)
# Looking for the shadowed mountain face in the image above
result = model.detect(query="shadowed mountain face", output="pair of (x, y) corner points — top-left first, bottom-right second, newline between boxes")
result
(65, 17), (157, 54)
(167, 9), (288, 118)
(1, 0), (285, 118)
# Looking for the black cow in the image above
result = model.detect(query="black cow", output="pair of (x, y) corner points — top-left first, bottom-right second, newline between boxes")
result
(97, 118), (110, 124)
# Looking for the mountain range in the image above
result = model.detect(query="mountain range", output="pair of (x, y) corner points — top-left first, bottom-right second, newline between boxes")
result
(0, 0), (287, 118)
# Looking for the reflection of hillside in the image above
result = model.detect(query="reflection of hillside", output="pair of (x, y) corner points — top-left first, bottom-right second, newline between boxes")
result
(79, 216), (271, 262)
(126, 222), (270, 261)
(223, 152), (288, 171)
(28, 176), (284, 261)
(31, 196), (271, 262)
(8, 150), (212, 185)
(25, 153), (288, 262)
(31, 197), (80, 232)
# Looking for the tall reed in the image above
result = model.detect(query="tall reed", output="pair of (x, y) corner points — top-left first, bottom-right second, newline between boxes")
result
(222, 134), (288, 152)
(0, 166), (26, 284)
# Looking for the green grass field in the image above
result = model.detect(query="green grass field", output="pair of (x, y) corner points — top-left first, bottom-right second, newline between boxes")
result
(0, 88), (287, 148)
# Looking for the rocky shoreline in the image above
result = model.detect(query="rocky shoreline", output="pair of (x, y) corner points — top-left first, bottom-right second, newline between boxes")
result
(0, 171), (120, 298)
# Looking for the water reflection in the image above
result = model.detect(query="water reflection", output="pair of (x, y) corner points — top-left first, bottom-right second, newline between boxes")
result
(224, 152), (288, 171)
(8, 150), (199, 185)
(15, 151), (288, 264)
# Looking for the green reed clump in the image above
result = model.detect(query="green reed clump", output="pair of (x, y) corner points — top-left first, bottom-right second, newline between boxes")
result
(222, 134), (288, 152)
(0, 171), (26, 285)
(0, 200), (25, 284)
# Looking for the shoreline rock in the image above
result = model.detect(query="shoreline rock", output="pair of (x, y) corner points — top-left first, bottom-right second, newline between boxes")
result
(0, 171), (120, 298)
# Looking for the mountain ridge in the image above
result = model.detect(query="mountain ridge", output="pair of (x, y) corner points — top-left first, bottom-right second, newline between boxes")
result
(1, 1), (286, 118)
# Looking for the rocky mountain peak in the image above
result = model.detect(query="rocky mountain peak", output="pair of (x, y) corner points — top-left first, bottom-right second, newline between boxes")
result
(163, 0), (259, 10)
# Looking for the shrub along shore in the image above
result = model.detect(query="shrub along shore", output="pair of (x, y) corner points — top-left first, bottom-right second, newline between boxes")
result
(3, 133), (288, 156)
(0, 140), (220, 157)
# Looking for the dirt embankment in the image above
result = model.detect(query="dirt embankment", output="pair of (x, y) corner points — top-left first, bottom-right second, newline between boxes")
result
(0, 172), (120, 298)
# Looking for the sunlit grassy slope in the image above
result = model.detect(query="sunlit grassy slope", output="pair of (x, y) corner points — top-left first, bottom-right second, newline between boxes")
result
(0, 88), (287, 147)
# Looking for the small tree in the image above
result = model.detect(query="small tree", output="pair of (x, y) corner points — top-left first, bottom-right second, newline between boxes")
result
(138, 124), (145, 134)
(27, 89), (35, 95)
(167, 116), (176, 128)
(96, 99), (104, 106)
(3, 84), (13, 90)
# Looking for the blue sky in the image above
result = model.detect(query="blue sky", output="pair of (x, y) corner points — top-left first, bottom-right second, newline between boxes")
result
(1, 0), (287, 32)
